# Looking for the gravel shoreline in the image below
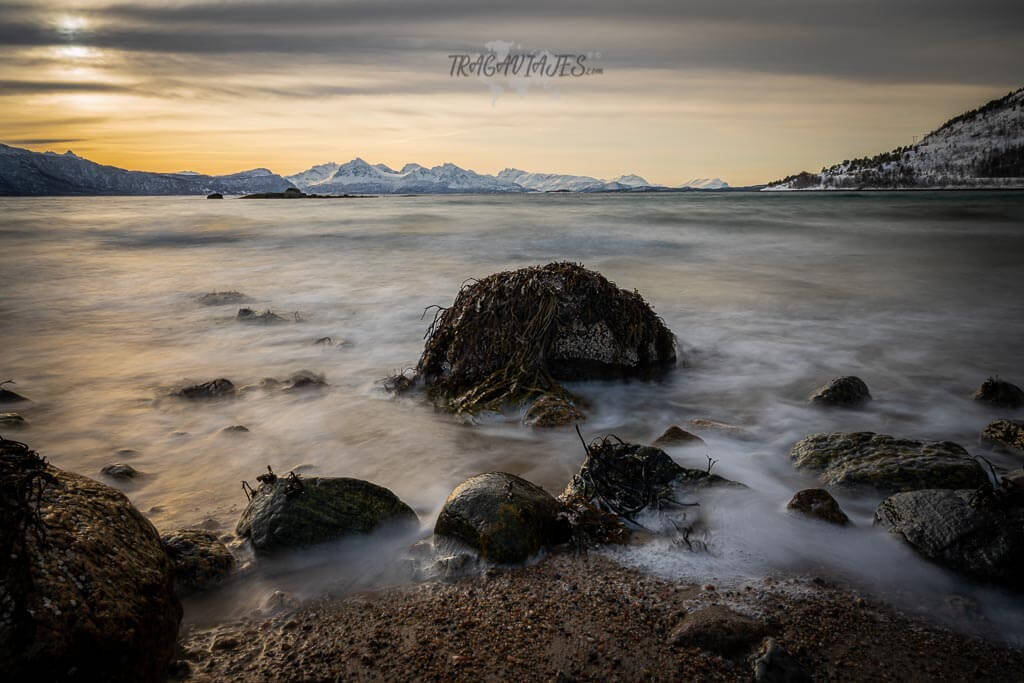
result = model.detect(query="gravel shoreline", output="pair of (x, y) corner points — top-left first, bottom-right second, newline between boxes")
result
(176, 553), (1024, 681)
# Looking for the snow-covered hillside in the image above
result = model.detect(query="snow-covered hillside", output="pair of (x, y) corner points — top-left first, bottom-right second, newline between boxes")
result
(680, 178), (729, 189)
(765, 87), (1024, 190)
(293, 158), (523, 194)
(0, 144), (291, 196)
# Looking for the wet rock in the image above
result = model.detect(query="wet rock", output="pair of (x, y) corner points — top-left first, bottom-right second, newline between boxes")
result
(414, 262), (676, 414)
(787, 488), (850, 525)
(237, 307), (288, 324)
(668, 605), (766, 656)
(197, 290), (250, 305)
(562, 440), (743, 512)
(874, 488), (1024, 590)
(523, 394), (585, 427)
(434, 472), (571, 564)
(753, 637), (810, 683)
(261, 590), (299, 613)
(0, 412), (27, 429)
(652, 425), (705, 448)
(972, 377), (1024, 409)
(808, 376), (872, 408)
(116, 448), (140, 458)
(162, 528), (235, 596)
(686, 418), (754, 440)
(0, 384), (30, 404)
(426, 552), (482, 581)
(236, 471), (418, 556)
(981, 419), (1024, 455)
(222, 425), (249, 433)
(174, 378), (235, 400)
(0, 438), (181, 682)
(101, 463), (140, 479)
(789, 432), (988, 493)
(206, 192), (223, 199)
(283, 370), (327, 392)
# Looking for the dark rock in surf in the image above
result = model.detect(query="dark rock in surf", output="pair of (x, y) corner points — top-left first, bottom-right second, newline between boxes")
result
(174, 378), (235, 400)
(101, 462), (140, 480)
(282, 370), (327, 392)
(222, 425), (250, 433)
(197, 291), (250, 305)
(237, 307), (287, 324)
(206, 192), (223, 199)
(236, 471), (418, 556)
(0, 412), (27, 429)
(561, 441), (743, 519)
(0, 385), (30, 404)
(414, 262), (675, 414)
(809, 376), (872, 408)
(874, 488), (1024, 590)
(789, 432), (988, 493)
(652, 425), (705, 448)
(434, 472), (571, 564)
(981, 419), (1024, 455)
(161, 528), (235, 596)
(787, 488), (849, 525)
(523, 394), (585, 427)
(668, 605), (767, 656)
(972, 376), (1024, 409)
(0, 438), (181, 682)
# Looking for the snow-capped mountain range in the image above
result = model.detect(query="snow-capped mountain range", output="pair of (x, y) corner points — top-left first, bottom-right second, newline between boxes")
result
(765, 87), (1024, 190)
(0, 143), (729, 196)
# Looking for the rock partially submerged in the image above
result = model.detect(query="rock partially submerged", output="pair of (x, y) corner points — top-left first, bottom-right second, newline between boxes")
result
(981, 419), (1024, 455)
(0, 412), (27, 429)
(972, 376), (1024, 409)
(434, 472), (570, 564)
(101, 462), (140, 479)
(162, 528), (235, 596)
(686, 418), (754, 441)
(652, 425), (705, 448)
(789, 432), (988, 493)
(808, 376), (872, 408)
(206, 192), (223, 199)
(237, 307), (288, 324)
(413, 262), (675, 414)
(174, 378), (236, 400)
(523, 394), (585, 427)
(236, 468), (418, 555)
(0, 381), (30, 404)
(282, 370), (327, 392)
(787, 488), (850, 525)
(197, 290), (250, 305)
(0, 438), (180, 681)
(875, 487), (1024, 590)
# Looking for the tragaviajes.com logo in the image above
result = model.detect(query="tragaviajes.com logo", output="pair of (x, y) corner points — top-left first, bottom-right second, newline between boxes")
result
(449, 40), (603, 103)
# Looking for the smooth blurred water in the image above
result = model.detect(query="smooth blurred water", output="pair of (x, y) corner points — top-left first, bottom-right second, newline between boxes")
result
(2, 191), (1024, 633)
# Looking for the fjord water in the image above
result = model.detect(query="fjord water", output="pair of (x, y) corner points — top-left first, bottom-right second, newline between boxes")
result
(2, 192), (1024, 634)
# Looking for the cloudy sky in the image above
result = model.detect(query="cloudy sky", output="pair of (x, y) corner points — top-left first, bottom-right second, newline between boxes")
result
(1, 1), (1022, 185)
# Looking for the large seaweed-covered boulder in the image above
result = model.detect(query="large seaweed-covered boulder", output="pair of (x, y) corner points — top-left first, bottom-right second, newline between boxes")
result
(981, 419), (1024, 455)
(236, 471), (418, 555)
(789, 432), (988, 493)
(434, 472), (571, 563)
(415, 262), (675, 413)
(0, 438), (181, 682)
(874, 488), (1024, 589)
(562, 440), (742, 517)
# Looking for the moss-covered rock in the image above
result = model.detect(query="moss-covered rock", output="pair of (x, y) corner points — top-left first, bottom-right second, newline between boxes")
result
(981, 419), (1024, 455)
(790, 432), (988, 493)
(414, 262), (675, 414)
(0, 438), (181, 682)
(236, 473), (418, 556)
(523, 394), (585, 427)
(875, 488), (1024, 590)
(162, 528), (235, 596)
(434, 472), (570, 564)
(808, 376), (872, 408)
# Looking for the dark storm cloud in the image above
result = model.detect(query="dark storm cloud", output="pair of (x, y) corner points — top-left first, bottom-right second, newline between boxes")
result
(2, 0), (1021, 92)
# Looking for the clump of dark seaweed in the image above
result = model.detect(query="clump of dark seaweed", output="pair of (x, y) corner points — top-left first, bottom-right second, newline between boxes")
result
(1, 437), (58, 648)
(408, 262), (675, 414)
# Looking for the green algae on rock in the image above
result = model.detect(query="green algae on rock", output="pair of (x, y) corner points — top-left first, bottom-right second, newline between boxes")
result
(236, 470), (418, 556)
(0, 438), (181, 682)
(434, 472), (571, 564)
(412, 262), (676, 414)
(790, 432), (988, 493)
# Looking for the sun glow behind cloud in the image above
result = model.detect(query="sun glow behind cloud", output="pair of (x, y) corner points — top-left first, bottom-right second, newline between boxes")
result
(1, 1), (1022, 185)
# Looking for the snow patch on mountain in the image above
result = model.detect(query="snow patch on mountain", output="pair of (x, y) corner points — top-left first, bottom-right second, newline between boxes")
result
(680, 177), (728, 189)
